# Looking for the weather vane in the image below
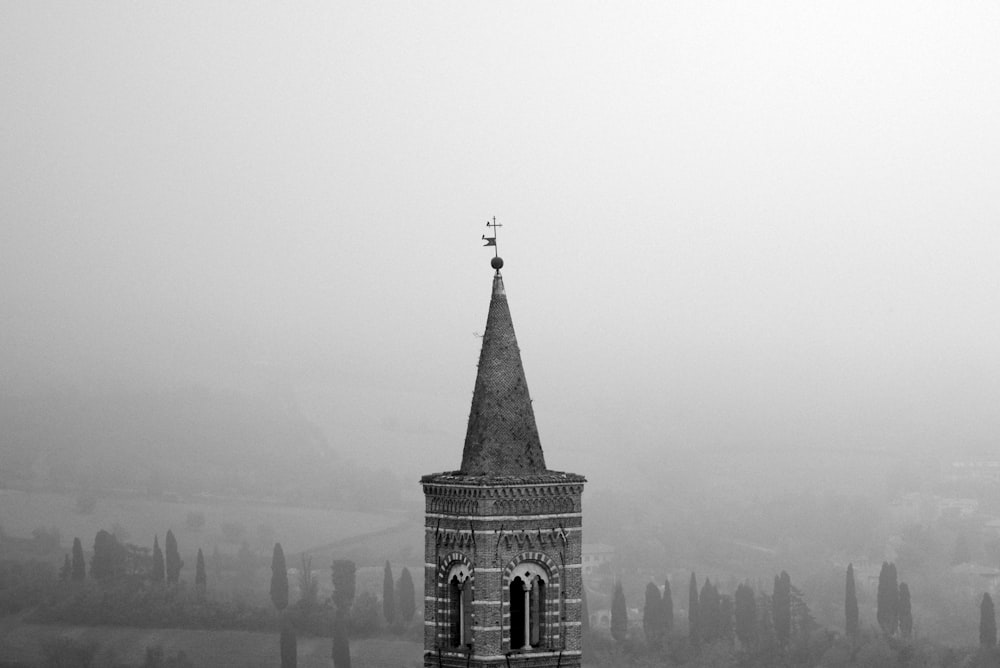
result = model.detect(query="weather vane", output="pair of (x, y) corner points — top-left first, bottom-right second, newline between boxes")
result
(482, 217), (504, 271)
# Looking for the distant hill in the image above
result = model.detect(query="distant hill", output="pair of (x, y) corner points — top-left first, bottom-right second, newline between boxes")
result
(0, 386), (381, 507)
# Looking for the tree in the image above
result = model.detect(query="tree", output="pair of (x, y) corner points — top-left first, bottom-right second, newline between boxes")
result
(611, 580), (628, 642)
(71, 537), (86, 582)
(165, 530), (183, 585)
(734, 583), (756, 647)
(331, 616), (352, 668)
(331, 559), (357, 617)
(898, 582), (912, 639)
(756, 591), (776, 652)
(789, 585), (816, 638)
(662, 578), (674, 637)
(152, 535), (165, 584)
(271, 543), (289, 611)
(982, 593), (997, 647)
(382, 561), (396, 625)
(91, 529), (124, 581)
(688, 572), (700, 645)
(719, 594), (734, 641)
(876, 561), (898, 636)
(700, 578), (721, 642)
(845, 563), (859, 639)
(397, 567), (415, 623)
(280, 626), (297, 668)
(350, 590), (382, 635)
(124, 542), (151, 577)
(643, 581), (663, 648)
(195, 548), (206, 592)
(59, 554), (72, 581)
(298, 554), (318, 609)
(773, 571), (791, 648)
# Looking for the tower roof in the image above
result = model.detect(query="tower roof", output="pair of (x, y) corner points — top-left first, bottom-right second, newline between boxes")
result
(459, 269), (547, 476)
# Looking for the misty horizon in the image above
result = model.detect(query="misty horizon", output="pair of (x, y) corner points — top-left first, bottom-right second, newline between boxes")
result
(3, 2), (999, 493)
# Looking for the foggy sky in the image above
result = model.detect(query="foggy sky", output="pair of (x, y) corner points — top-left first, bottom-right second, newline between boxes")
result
(2, 2), (998, 487)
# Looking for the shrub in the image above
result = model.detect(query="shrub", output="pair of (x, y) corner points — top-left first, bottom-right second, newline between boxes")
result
(40, 637), (98, 667)
(349, 591), (381, 637)
(144, 645), (195, 668)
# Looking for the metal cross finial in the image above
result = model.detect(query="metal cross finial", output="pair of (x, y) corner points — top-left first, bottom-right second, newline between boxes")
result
(482, 216), (501, 258)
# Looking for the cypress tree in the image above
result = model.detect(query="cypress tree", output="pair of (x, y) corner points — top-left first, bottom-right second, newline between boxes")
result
(773, 571), (791, 648)
(152, 535), (165, 583)
(877, 561), (899, 636)
(611, 580), (628, 642)
(165, 530), (183, 584)
(898, 582), (912, 639)
(271, 543), (289, 611)
(688, 572), (700, 646)
(734, 583), (756, 647)
(643, 581), (663, 648)
(280, 626), (297, 668)
(888, 563), (899, 635)
(845, 563), (859, 639)
(382, 561), (396, 625)
(662, 578), (674, 637)
(195, 548), (207, 592)
(876, 562), (889, 633)
(397, 567), (415, 623)
(71, 537), (86, 581)
(700, 578), (721, 642)
(331, 616), (352, 668)
(982, 593), (997, 647)
(91, 530), (119, 581)
(331, 559), (356, 616)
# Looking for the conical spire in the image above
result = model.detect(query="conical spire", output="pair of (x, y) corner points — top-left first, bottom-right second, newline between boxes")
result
(460, 269), (546, 476)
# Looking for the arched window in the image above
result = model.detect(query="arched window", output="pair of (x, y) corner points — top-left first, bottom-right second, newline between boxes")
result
(508, 562), (550, 650)
(445, 562), (472, 647)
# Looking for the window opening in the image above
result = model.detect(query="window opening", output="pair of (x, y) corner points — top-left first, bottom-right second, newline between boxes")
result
(446, 562), (472, 648)
(508, 562), (550, 650)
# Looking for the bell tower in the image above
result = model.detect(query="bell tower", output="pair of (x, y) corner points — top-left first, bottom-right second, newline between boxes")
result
(422, 252), (586, 668)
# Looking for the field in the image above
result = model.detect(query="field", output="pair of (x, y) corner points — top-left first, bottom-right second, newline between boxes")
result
(0, 617), (423, 667)
(0, 489), (405, 560)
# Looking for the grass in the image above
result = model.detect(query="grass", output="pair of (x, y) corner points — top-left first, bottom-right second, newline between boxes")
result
(0, 620), (423, 668)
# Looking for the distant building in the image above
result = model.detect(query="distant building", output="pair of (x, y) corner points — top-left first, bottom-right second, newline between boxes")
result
(582, 543), (615, 576)
(421, 257), (586, 668)
(950, 562), (1000, 596)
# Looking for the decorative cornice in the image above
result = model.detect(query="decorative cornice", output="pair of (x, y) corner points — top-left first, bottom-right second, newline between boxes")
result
(421, 471), (586, 486)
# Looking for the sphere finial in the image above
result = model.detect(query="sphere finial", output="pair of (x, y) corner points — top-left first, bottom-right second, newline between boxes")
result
(491, 256), (504, 270)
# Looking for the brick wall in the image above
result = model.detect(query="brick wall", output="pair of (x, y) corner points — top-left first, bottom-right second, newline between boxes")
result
(423, 476), (585, 668)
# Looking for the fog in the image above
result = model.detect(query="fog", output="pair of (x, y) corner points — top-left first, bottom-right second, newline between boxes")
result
(3, 1), (999, 494)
